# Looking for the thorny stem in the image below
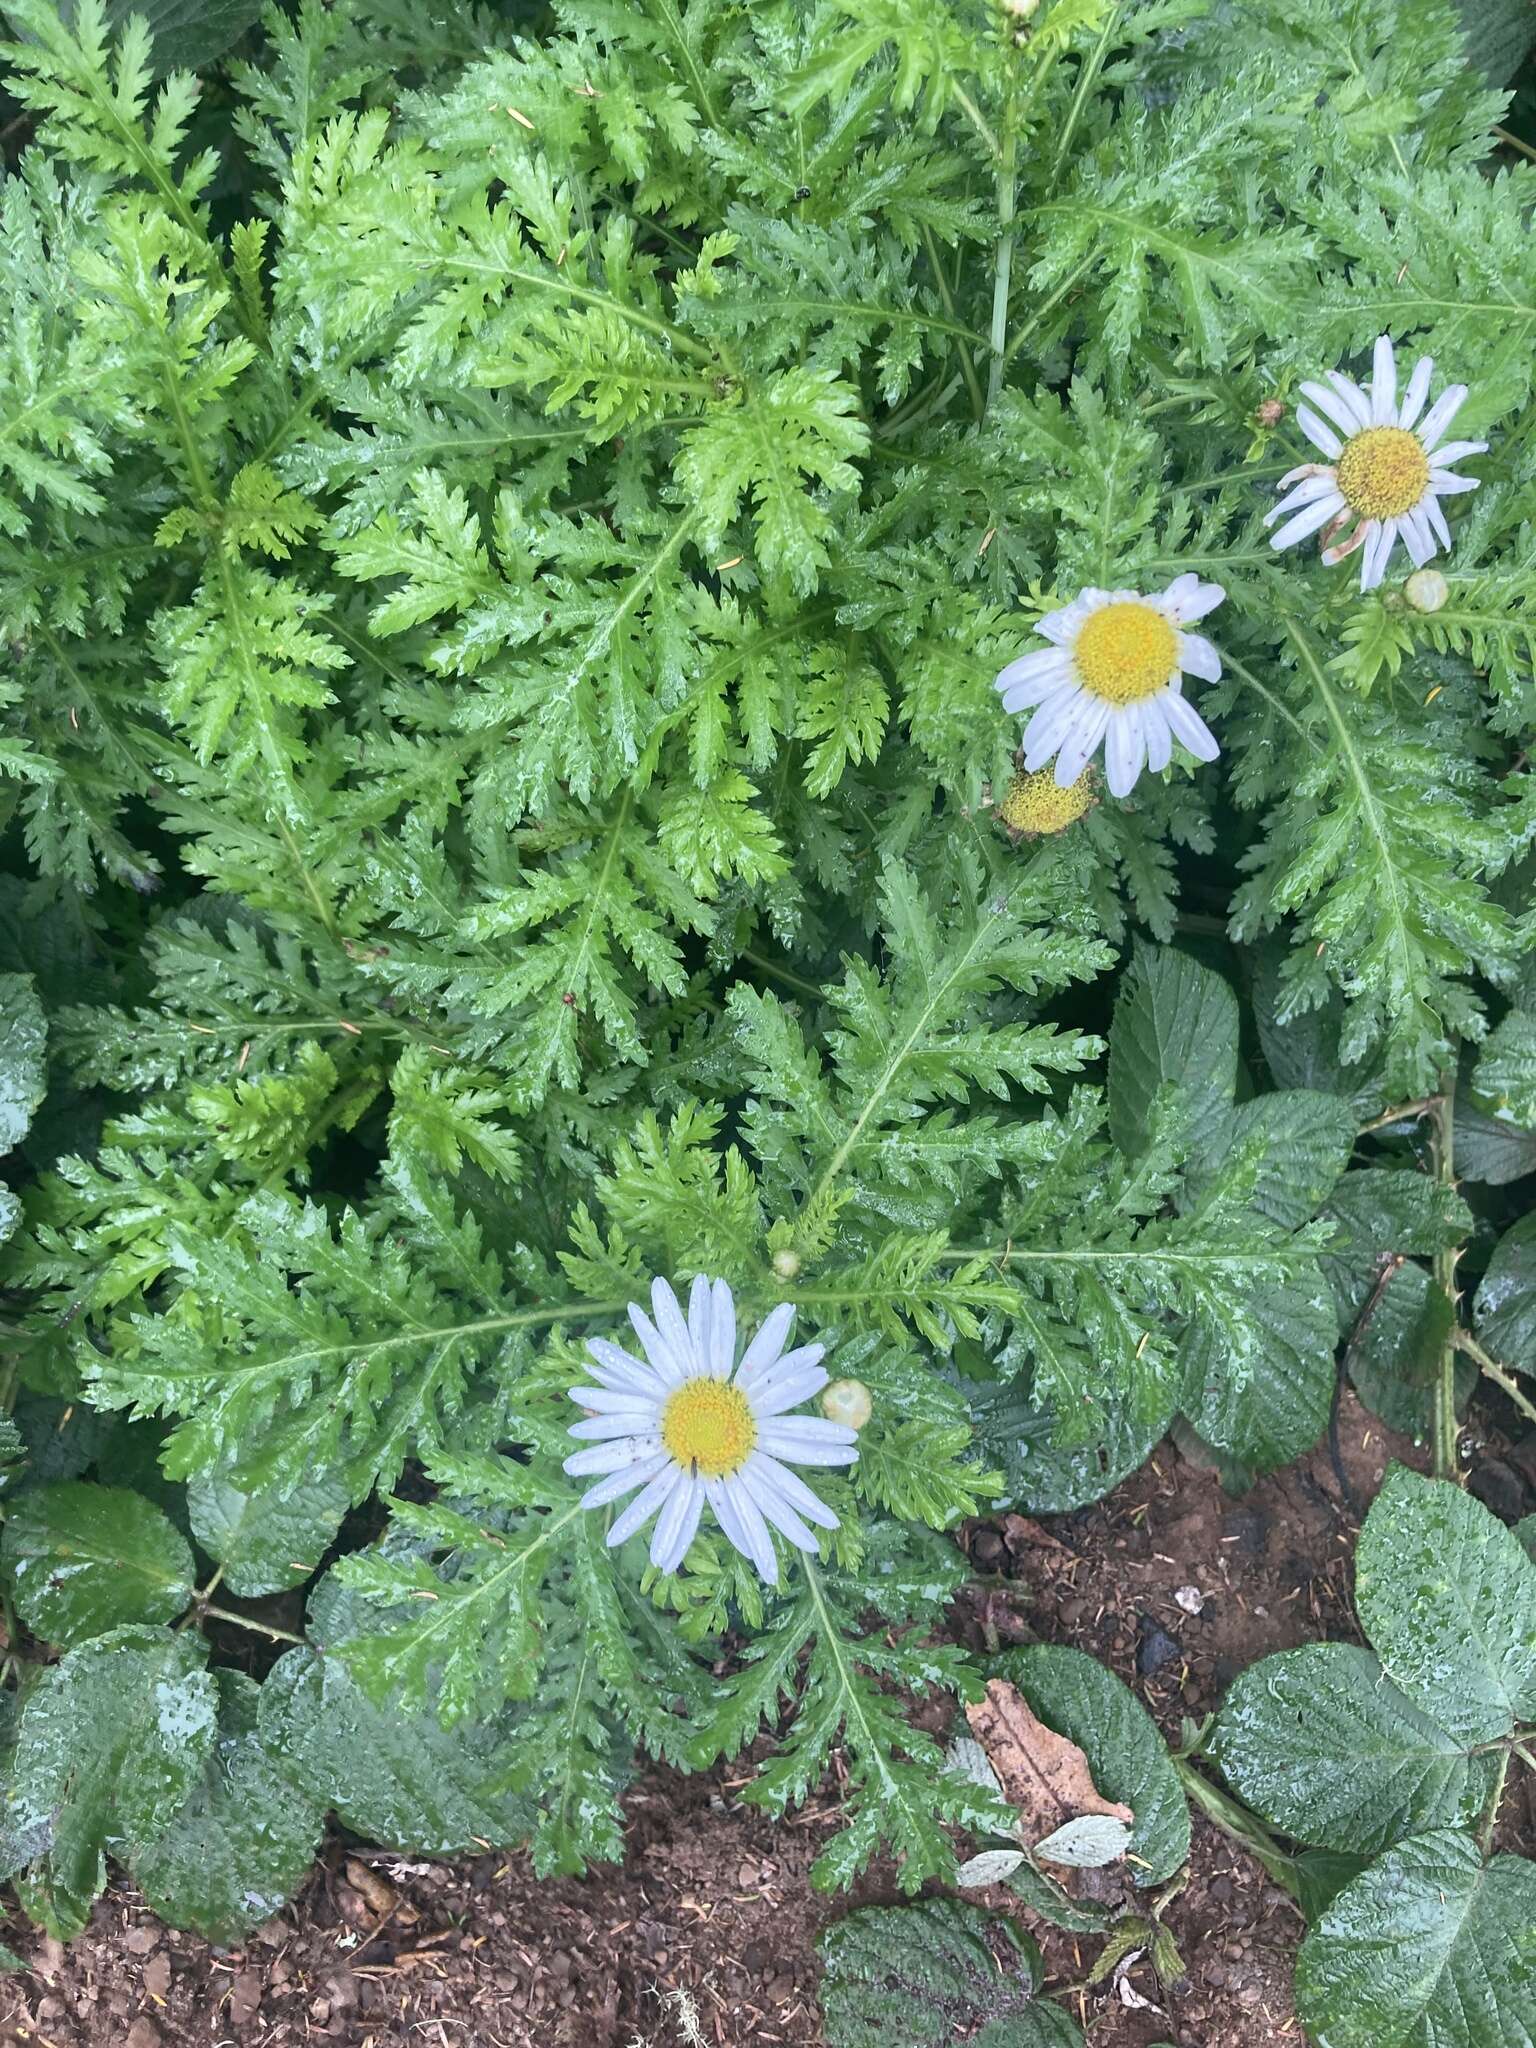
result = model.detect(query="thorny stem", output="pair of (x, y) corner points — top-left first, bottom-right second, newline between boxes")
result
(1479, 1747), (1512, 1858)
(1456, 1331), (1536, 1428)
(200, 1602), (307, 1646)
(1428, 1084), (1462, 1483)
(1357, 1095), (1439, 1135)
(1172, 1758), (1302, 1903)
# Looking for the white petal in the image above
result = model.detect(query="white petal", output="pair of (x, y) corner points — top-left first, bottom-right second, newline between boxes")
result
(1429, 469), (1479, 495)
(1052, 699), (1110, 785)
(1021, 686), (1086, 770)
(1265, 472), (1343, 527)
(1425, 440), (1486, 468)
(751, 1366), (831, 1417)
(650, 1472), (703, 1573)
(712, 1476), (778, 1584)
(738, 1462), (819, 1554)
(566, 1434), (663, 1477)
(1298, 381), (1359, 440)
(1104, 708), (1145, 799)
(579, 1451), (670, 1509)
(736, 1301), (795, 1383)
(996, 647), (1065, 692)
(998, 651), (1071, 713)
(1399, 355), (1433, 429)
(1144, 702), (1173, 774)
(627, 1304), (686, 1388)
(1270, 491), (1346, 552)
(1177, 632), (1222, 683)
(1294, 404), (1343, 458)
(569, 1413), (666, 1443)
(757, 1417), (859, 1466)
(1325, 371), (1374, 430)
(651, 1277), (698, 1375)
(1415, 385), (1467, 449)
(568, 1386), (660, 1417)
(608, 1463), (682, 1547)
(1159, 574), (1225, 623)
(686, 1274), (713, 1370)
(1370, 336), (1397, 424)
(584, 1338), (665, 1396)
(1160, 690), (1220, 764)
(1425, 495), (1452, 550)
(708, 1276), (735, 1376)
(748, 1453), (840, 1531)
(1360, 519), (1396, 591)
(741, 1341), (825, 1398)
(1401, 505), (1435, 568)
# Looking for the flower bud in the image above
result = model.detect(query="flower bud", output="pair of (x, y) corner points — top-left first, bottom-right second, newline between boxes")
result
(821, 1379), (873, 1430)
(1404, 568), (1448, 614)
(1255, 398), (1286, 427)
(771, 1247), (802, 1280)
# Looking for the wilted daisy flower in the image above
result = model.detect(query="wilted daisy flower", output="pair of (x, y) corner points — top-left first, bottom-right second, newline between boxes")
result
(1266, 336), (1486, 591)
(997, 764), (1095, 839)
(564, 1276), (857, 1584)
(994, 576), (1225, 799)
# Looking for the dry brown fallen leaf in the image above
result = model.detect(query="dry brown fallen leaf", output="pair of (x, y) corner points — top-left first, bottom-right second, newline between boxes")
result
(965, 1677), (1133, 1860)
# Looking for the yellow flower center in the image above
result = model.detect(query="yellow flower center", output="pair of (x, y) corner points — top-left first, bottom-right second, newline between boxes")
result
(1072, 602), (1179, 705)
(1335, 426), (1430, 521)
(998, 767), (1094, 836)
(661, 1378), (757, 1477)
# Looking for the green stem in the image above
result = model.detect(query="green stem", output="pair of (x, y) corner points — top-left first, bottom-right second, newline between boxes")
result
(199, 1602), (307, 1646)
(1173, 1759), (1301, 1902)
(1429, 1085), (1462, 1482)
(1479, 1746), (1512, 1858)
(986, 104), (1018, 411)
(920, 222), (985, 423)
(1456, 1330), (1536, 1428)
(1357, 1095), (1439, 1136)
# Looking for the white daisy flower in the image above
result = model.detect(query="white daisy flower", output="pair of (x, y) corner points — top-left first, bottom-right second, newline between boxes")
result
(994, 576), (1226, 799)
(563, 1276), (857, 1585)
(1266, 335), (1487, 591)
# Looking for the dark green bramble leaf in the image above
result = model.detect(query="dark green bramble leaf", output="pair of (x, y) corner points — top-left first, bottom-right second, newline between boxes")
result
(1293, 1849), (1373, 1925)
(990, 1645), (1189, 1886)
(186, 1464), (349, 1598)
(1188, 1090), (1356, 1234)
(1212, 1644), (1499, 1855)
(0, 973), (46, 1154)
(130, 1670), (327, 1942)
(1295, 1831), (1536, 2048)
(1, 1481), (196, 1645)
(816, 1897), (1083, 2048)
(1476, 1213), (1536, 1377)
(46, 0), (263, 72)
(965, 1381), (1172, 1516)
(1178, 1257), (1338, 1472)
(1355, 1466), (1536, 1747)
(8, 1625), (218, 1938)
(1452, 1086), (1536, 1187)
(1471, 1009), (1536, 1129)
(257, 1569), (540, 1857)
(1107, 944), (1238, 1164)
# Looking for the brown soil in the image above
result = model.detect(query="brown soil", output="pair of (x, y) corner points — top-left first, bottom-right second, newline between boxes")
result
(6, 1395), (1530, 2048)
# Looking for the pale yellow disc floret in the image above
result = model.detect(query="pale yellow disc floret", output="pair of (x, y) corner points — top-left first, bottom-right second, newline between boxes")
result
(661, 1379), (757, 1477)
(1335, 426), (1430, 521)
(1072, 602), (1180, 705)
(998, 766), (1095, 837)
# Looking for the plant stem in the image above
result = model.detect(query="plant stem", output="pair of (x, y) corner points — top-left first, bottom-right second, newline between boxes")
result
(1479, 1746), (1512, 1858)
(1173, 1758), (1301, 1902)
(1357, 1095), (1439, 1136)
(986, 95), (1018, 411)
(919, 222), (985, 424)
(200, 1602), (307, 1646)
(1428, 1084), (1462, 1482)
(1455, 1330), (1536, 1428)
